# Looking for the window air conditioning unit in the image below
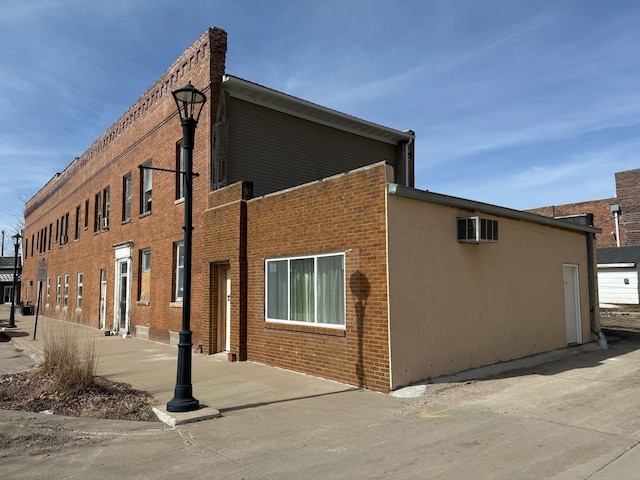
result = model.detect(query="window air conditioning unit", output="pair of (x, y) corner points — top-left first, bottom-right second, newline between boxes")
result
(102, 217), (109, 229)
(457, 216), (499, 243)
(60, 235), (68, 245)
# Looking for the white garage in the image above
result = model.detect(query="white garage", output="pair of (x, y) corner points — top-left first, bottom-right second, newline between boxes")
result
(597, 247), (640, 306)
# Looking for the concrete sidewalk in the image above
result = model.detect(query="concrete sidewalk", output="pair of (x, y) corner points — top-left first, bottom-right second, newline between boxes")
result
(0, 304), (357, 422)
(4, 304), (640, 479)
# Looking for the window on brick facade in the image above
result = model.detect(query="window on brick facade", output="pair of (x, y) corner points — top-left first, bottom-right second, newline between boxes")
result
(266, 253), (345, 327)
(48, 224), (52, 251)
(103, 187), (110, 229)
(64, 213), (69, 242)
(76, 272), (83, 309)
(63, 274), (69, 308)
(46, 277), (50, 306)
(174, 241), (184, 301)
(94, 192), (102, 233)
(75, 205), (81, 240)
(84, 200), (89, 230)
(140, 162), (152, 215)
(56, 275), (61, 307)
(176, 140), (185, 201)
(138, 248), (151, 303)
(123, 173), (132, 221)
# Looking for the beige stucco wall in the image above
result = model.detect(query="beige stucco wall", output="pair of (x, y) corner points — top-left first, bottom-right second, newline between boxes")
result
(387, 194), (593, 389)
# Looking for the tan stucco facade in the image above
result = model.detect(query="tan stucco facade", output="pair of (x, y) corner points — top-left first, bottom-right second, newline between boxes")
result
(387, 193), (594, 389)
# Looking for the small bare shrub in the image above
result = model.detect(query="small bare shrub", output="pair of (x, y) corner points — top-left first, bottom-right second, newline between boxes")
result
(39, 324), (98, 393)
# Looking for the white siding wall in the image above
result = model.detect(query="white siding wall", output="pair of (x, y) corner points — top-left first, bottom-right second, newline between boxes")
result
(597, 268), (640, 304)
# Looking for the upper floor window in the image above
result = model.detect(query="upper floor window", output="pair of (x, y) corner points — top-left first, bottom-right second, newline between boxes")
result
(140, 162), (152, 215)
(103, 187), (110, 229)
(94, 191), (102, 233)
(176, 141), (185, 201)
(75, 205), (81, 240)
(123, 173), (132, 221)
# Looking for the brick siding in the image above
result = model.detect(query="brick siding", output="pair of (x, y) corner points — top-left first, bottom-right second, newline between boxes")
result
(245, 163), (392, 392)
(21, 28), (228, 347)
(527, 168), (640, 249)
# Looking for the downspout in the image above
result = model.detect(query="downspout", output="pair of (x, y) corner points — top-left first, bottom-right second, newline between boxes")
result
(587, 230), (608, 349)
(614, 211), (620, 247)
(403, 136), (413, 187)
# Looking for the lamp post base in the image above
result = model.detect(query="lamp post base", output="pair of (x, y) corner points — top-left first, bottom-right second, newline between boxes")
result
(7, 307), (17, 328)
(167, 386), (199, 413)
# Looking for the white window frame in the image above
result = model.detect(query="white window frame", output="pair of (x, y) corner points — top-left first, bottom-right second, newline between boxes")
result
(46, 277), (51, 306)
(142, 249), (151, 272)
(56, 275), (61, 307)
(141, 163), (152, 215)
(176, 140), (185, 200)
(265, 252), (345, 328)
(175, 241), (184, 301)
(123, 173), (132, 221)
(76, 272), (83, 309)
(63, 274), (69, 308)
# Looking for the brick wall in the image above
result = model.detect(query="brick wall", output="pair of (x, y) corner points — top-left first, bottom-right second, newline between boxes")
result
(200, 181), (252, 355)
(527, 168), (640, 249)
(615, 169), (640, 248)
(528, 198), (617, 248)
(21, 28), (228, 347)
(245, 163), (392, 392)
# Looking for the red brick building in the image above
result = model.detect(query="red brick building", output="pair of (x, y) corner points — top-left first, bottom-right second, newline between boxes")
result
(21, 27), (602, 392)
(528, 168), (640, 249)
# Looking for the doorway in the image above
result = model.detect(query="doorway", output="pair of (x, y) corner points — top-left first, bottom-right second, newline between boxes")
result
(99, 269), (107, 330)
(113, 243), (132, 334)
(563, 264), (582, 345)
(216, 264), (231, 352)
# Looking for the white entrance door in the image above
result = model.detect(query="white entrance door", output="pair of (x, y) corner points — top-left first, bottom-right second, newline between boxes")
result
(225, 267), (231, 351)
(216, 265), (232, 352)
(114, 243), (132, 334)
(99, 269), (107, 329)
(563, 264), (582, 344)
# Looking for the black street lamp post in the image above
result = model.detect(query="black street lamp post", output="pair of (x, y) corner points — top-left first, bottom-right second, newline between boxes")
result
(7, 233), (21, 329)
(167, 82), (207, 413)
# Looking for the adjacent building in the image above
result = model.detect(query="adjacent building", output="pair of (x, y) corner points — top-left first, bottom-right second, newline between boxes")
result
(528, 168), (640, 249)
(21, 27), (604, 392)
(0, 256), (21, 305)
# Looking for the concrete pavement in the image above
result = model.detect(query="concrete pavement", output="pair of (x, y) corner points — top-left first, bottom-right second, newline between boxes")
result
(3, 304), (640, 478)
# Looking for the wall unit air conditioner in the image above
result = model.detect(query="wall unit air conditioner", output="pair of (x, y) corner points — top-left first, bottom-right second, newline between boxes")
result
(457, 216), (499, 243)
(60, 235), (68, 245)
(102, 217), (109, 229)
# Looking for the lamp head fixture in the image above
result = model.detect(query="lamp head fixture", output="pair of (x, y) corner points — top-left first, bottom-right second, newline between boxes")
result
(12, 233), (21, 245)
(172, 82), (207, 123)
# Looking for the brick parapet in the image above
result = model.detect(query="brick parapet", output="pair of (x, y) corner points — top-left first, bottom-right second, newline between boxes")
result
(25, 27), (227, 219)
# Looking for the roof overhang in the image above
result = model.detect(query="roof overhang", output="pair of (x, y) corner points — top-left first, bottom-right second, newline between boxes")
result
(597, 263), (636, 269)
(387, 183), (602, 234)
(222, 75), (414, 145)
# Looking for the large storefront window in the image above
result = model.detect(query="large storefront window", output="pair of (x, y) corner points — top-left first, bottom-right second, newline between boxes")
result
(266, 253), (345, 327)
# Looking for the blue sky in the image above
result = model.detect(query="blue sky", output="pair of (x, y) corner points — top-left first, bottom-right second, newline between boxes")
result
(1, 0), (640, 252)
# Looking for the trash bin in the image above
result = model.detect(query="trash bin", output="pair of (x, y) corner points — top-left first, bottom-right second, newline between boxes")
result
(21, 303), (34, 315)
